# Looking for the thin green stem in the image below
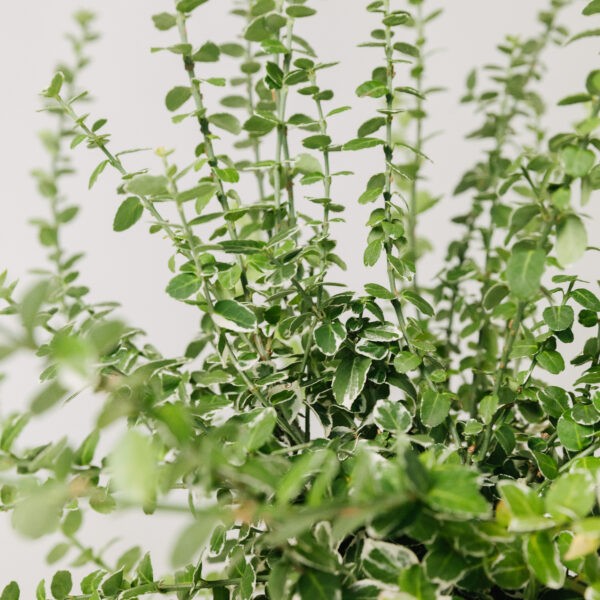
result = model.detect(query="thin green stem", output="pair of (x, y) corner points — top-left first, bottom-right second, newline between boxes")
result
(174, 10), (250, 299)
(476, 214), (555, 461)
(273, 17), (295, 229)
(408, 2), (424, 291)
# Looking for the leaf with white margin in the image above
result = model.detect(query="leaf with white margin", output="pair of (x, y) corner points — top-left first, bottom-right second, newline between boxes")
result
(523, 530), (565, 589)
(314, 320), (346, 356)
(373, 399), (411, 433)
(361, 538), (417, 584)
(333, 356), (371, 408)
(213, 299), (256, 332)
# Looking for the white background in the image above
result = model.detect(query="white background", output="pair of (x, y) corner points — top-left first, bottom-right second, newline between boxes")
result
(0, 0), (598, 594)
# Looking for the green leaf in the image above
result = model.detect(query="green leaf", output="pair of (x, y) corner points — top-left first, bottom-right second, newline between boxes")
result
(572, 402), (600, 425)
(243, 115), (277, 135)
(137, 553), (154, 583)
(355, 339), (387, 360)
(314, 321), (346, 356)
(402, 290), (434, 316)
(424, 541), (469, 585)
(47, 543), (70, 564)
(398, 565), (438, 600)
(343, 137), (384, 151)
(176, 0), (209, 12)
(497, 481), (546, 531)
(357, 117), (386, 138)
(88, 159), (108, 189)
(560, 145), (595, 177)
(507, 204), (539, 241)
(20, 280), (50, 337)
(558, 93), (592, 106)
(420, 390), (451, 428)
(373, 399), (411, 433)
(208, 112), (241, 134)
(356, 80), (387, 98)
(506, 248), (546, 300)
(297, 571), (341, 600)
(393, 351), (421, 373)
(571, 288), (600, 311)
(126, 174), (169, 196)
(75, 430), (100, 467)
(557, 413), (594, 451)
(302, 135), (331, 149)
(584, 0), (600, 14)
(176, 182), (217, 206)
(363, 239), (383, 266)
(214, 167), (240, 183)
(533, 451), (559, 480)
(109, 430), (159, 504)
(166, 273), (202, 300)
(479, 394), (499, 425)
(61, 509), (82, 536)
(546, 471), (595, 522)
(295, 153), (322, 175)
(286, 6), (317, 18)
(165, 86), (192, 111)
(101, 570), (124, 597)
(152, 12), (177, 30)
(113, 197), (143, 232)
(536, 350), (565, 374)
(569, 28), (600, 44)
(240, 563), (255, 600)
(361, 539), (417, 584)
(213, 299), (256, 332)
(393, 43), (420, 60)
(171, 512), (216, 566)
(556, 215), (587, 265)
(242, 407), (277, 452)
(427, 467), (489, 518)
(364, 283), (395, 300)
(44, 72), (64, 98)
(588, 70), (600, 95)
(487, 550), (529, 590)
(358, 187), (383, 204)
(523, 530), (565, 589)
(50, 571), (72, 600)
(192, 41), (220, 62)
(333, 356), (371, 408)
(542, 305), (574, 331)
(1, 582), (19, 600)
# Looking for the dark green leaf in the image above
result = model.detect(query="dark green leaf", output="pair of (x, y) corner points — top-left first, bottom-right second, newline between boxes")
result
(50, 572), (72, 600)
(113, 197), (143, 232)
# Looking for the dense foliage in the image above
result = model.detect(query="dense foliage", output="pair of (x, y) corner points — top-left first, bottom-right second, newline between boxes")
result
(3, 0), (600, 598)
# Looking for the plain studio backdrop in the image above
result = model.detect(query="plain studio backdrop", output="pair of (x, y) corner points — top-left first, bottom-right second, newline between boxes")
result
(0, 0), (598, 593)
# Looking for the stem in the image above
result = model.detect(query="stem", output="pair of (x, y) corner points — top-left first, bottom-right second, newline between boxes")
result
(273, 17), (295, 229)
(55, 97), (182, 251)
(174, 10), (250, 300)
(408, 2), (424, 291)
(476, 214), (555, 461)
(381, 0), (403, 315)
(244, 11), (266, 202)
(297, 71), (334, 441)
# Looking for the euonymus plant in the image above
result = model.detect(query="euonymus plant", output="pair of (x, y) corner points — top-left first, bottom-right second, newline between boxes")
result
(3, 0), (600, 598)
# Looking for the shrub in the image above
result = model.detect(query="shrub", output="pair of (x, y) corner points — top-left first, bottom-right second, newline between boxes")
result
(2, 0), (600, 598)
